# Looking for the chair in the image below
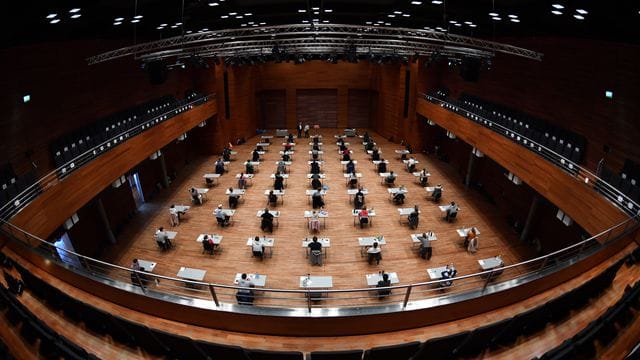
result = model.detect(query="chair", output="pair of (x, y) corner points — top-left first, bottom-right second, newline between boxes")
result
(216, 217), (227, 227)
(454, 318), (512, 357)
(151, 329), (208, 360)
(363, 341), (421, 360)
(413, 332), (470, 360)
(444, 211), (457, 222)
(115, 318), (170, 357)
(195, 340), (250, 360)
(246, 348), (304, 360)
(308, 349), (364, 360)
(202, 240), (214, 255)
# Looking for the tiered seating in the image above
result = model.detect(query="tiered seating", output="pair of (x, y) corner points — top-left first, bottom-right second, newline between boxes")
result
(596, 162), (640, 210)
(0, 163), (40, 220)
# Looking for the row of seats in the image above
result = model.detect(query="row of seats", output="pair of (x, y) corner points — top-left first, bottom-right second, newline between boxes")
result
(50, 92), (209, 178)
(537, 261), (640, 359)
(597, 167), (640, 209)
(425, 91), (584, 175)
(4, 250), (622, 360)
(0, 169), (40, 221)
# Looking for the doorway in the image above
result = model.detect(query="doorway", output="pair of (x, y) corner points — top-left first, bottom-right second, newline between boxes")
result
(53, 232), (82, 268)
(128, 172), (145, 208)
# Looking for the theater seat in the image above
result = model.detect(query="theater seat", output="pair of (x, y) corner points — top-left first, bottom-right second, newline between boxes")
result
(308, 349), (364, 360)
(363, 341), (420, 360)
(246, 348), (304, 360)
(195, 340), (250, 360)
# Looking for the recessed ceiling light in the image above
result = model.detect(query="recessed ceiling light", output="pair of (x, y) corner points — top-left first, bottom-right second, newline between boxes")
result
(385, 22), (391, 25)
(449, 20), (457, 24)
(432, 0), (443, 4)
(186, 30), (192, 33)
(411, 1), (423, 4)
(131, 19), (140, 23)
(70, 14), (81, 19)
(259, 22), (266, 25)
(229, 12), (237, 15)
(510, 18), (520, 23)
(160, 23), (168, 26)
(312, 7), (319, 10)
(202, 28), (209, 31)
(552, 4), (564, 9)
(388, 14), (395, 17)
(394, 11), (402, 14)
(208, 2), (219, 6)
(134, 15), (143, 19)
(454, 23), (462, 27)
(576, 9), (588, 14)
(314, 11), (319, 14)
(469, 24), (477, 27)
(171, 25), (178, 28)
(492, 17), (502, 21)
(46, 14), (57, 19)
(241, 24), (247, 27)
(312, 18), (319, 22)
(235, 15), (243, 18)
(366, 21), (372, 24)
(573, 14), (584, 20)
(488, 12), (498, 17)
(176, 22), (183, 26)
(322, 20), (329, 23)
(245, 13), (252, 16)
(298, 9), (306, 13)
(221, 15), (228, 18)
(325, 9), (333, 12)
(464, 21), (472, 24)
(113, 21), (122, 25)
(50, 19), (61, 24)
(377, 21), (384, 23)
(402, 14), (410, 17)
(157, 26), (164, 30)
(551, 10), (563, 15)
(69, 8), (81, 13)
(508, 14), (518, 18)
(114, 17), (124, 21)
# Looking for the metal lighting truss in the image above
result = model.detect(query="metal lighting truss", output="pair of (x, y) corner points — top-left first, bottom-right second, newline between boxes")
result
(87, 23), (543, 65)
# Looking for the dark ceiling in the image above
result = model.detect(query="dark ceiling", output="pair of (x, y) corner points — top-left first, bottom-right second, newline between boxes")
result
(2, 0), (640, 49)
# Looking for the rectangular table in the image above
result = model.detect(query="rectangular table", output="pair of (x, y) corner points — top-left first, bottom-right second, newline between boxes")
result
(176, 267), (207, 286)
(413, 171), (431, 183)
(358, 236), (386, 256)
(478, 256), (503, 271)
(304, 210), (329, 229)
(308, 151), (324, 160)
(302, 237), (330, 258)
(212, 209), (236, 223)
(261, 135), (274, 142)
(256, 210), (280, 227)
(365, 272), (399, 286)
(352, 209), (376, 226)
(388, 187), (408, 200)
(427, 266), (449, 280)
(246, 237), (275, 257)
(341, 160), (358, 171)
(456, 227), (481, 238)
(203, 173), (221, 186)
(439, 205), (461, 213)
(276, 129), (288, 137)
(137, 259), (157, 272)
(347, 188), (368, 203)
(236, 174), (254, 186)
(306, 189), (327, 205)
(274, 161), (292, 172)
(234, 273), (267, 287)
(395, 149), (410, 158)
(225, 189), (246, 201)
(343, 172), (362, 185)
(256, 142), (270, 148)
(299, 276), (333, 301)
(379, 172), (392, 184)
(174, 205), (190, 213)
(398, 207), (420, 224)
(264, 190), (285, 205)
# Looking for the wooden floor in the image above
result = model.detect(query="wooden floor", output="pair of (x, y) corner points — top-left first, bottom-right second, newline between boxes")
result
(102, 128), (534, 306)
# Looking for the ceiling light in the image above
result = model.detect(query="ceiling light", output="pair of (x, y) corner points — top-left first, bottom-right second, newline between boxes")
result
(449, 20), (457, 24)
(71, 14), (81, 19)
(510, 19), (520, 23)
(50, 19), (61, 24)
(366, 21), (372, 24)
(202, 28), (209, 31)
(385, 22), (391, 25)
(302, 20), (309, 23)
(175, 22), (183, 26)
(432, 0), (443, 4)
(492, 17), (502, 21)
(322, 20), (329, 23)
(259, 22), (266, 25)
(576, 9), (588, 14)
(314, 11), (319, 14)
(208, 2), (219, 6)
(464, 21), (472, 24)
(298, 9), (306, 13)
(388, 14), (395, 17)
(171, 25), (178, 28)
(46, 14), (57, 19)
(229, 12), (237, 15)
(235, 15), (243, 18)
(573, 14), (584, 20)
(156, 26), (164, 30)
(488, 12), (498, 17)
(69, 8), (81, 13)
(134, 15), (143, 19)
(245, 13), (252, 16)
(114, 17), (124, 21)
(454, 23), (462, 26)
(552, 4), (564, 9)
(394, 11), (402, 14)
(221, 15), (228, 18)
(403, 14), (410, 17)
(469, 24), (477, 27)
(312, 7), (319, 10)
(325, 9), (333, 13)
(131, 19), (140, 23)
(411, 1), (423, 4)
(113, 21), (122, 25)
(551, 10), (562, 15)
(508, 14), (518, 18)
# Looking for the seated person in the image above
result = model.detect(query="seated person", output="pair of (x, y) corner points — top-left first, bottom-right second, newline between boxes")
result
(311, 176), (323, 190)
(347, 172), (358, 189)
(312, 190), (325, 209)
(385, 171), (397, 186)
(155, 227), (171, 250)
(431, 184), (443, 202)
(252, 149), (260, 162)
(377, 160), (387, 174)
(215, 158), (225, 175)
(228, 188), (239, 208)
(215, 204), (231, 226)
(392, 191), (405, 205)
(371, 149), (380, 161)
(252, 236), (265, 259)
(444, 201), (459, 221)
(190, 188), (202, 205)
(358, 208), (369, 228)
(408, 205), (419, 229)
(274, 173), (284, 190)
(346, 160), (356, 174)
(367, 242), (382, 265)
(465, 228), (479, 253)
(312, 143), (320, 151)
(440, 264), (457, 287)
(277, 160), (287, 174)
(312, 136), (320, 145)
(237, 173), (247, 189)
(260, 209), (275, 233)
(365, 141), (374, 151)
(310, 161), (321, 174)
(236, 273), (255, 304)
(205, 177), (214, 187)
(256, 144), (264, 152)
(287, 133), (295, 143)
(245, 161), (254, 174)
(222, 147), (231, 162)
(308, 236), (323, 266)
(311, 148), (319, 160)
(284, 142), (293, 151)
(406, 157), (417, 172)
(202, 235), (216, 254)
(419, 168), (429, 186)
(354, 189), (366, 210)
(268, 190), (278, 207)
(309, 210), (321, 232)
(282, 153), (291, 162)
(418, 232), (434, 260)
(342, 149), (351, 161)
(363, 131), (370, 143)
(339, 143), (347, 152)
(376, 273), (392, 298)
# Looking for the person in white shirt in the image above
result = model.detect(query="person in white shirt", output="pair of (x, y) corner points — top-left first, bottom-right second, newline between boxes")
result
(445, 201), (459, 221)
(406, 156), (417, 172)
(252, 236), (265, 260)
(418, 232), (434, 260)
(215, 204), (230, 226)
(309, 210), (321, 232)
(169, 205), (180, 226)
(155, 227), (171, 250)
(190, 188), (203, 205)
(367, 242), (382, 265)
(236, 273), (255, 304)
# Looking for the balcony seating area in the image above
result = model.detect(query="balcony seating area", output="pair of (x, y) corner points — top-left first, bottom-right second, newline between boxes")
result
(50, 92), (209, 178)
(424, 91), (586, 175)
(1, 249), (625, 360)
(597, 160), (640, 210)
(0, 164), (40, 220)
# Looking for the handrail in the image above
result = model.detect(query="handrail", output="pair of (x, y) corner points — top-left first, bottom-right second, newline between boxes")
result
(419, 92), (640, 217)
(0, 93), (215, 221)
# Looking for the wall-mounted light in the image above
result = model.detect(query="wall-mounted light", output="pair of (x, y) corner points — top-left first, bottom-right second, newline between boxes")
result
(64, 213), (80, 230)
(177, 133), (188, 142)
(506, 172), (522, 185)
(556, 209), (573, 226)
(446, 131), (456, 139)
(111, 175), (127, 188)
(472, 147), (484, 157)
(149, 150), (162, 160)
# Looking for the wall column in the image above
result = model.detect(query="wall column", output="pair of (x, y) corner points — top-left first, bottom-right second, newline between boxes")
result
(159, 154), (170, 188)
(464, 150), (476, 186)
(521, 195), (541, 242)
(95, 198), (116, 244)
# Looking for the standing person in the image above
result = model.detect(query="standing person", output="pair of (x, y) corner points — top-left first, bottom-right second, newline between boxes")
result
(304, 123), (310, 138)
(418, 232), (434, 260)
(190, 187), (202, 205)
(297, 122), (303, 138)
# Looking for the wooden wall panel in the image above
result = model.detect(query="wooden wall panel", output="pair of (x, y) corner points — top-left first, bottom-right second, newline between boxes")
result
(373, 64), (405, 141)
(436, 38), (640, 172)
(347, 89), (373, 128)
(259, 90), (286, 129)
(295, 89), (338, 128)
(416, 99), (627, 236)
(8, 101), (217, 239)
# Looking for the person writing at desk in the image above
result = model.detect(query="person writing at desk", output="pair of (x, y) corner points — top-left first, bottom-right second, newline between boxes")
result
(342, 148), (351, 161)
(354, 187), (366, 210)
(237, 172), (247, 189)
(440, 263), (457, 288)
(245, 160), (254, 174)
(358, 208), (369, 228)
(406, 156), (417, 172)
(346, 159), (356, 174)
(252, 149), (260, 162)
(419, 168), (429, 186)
(376, 272), (391, 298)
(308, 236), (323, 266)
(408, 205), (419, 229)
(268, 190), (278, 207)
(312, 189), (325, 209)
(444, 201), (459, 222)
(365, 141), (374, 152)
(215, 204), (230, 227)
(363, 131), (370, 143)
(260, 208), (275, 233)
(287, 133), (295, 143)
(277, 160), (287, 174)
(311, 148), (319, 160)
(431, 184), (443, 202)
(309, 210), (321, 232)
(155, 227), (171, 250)
(371, 149), (380, 161)
(311, 174), (322, 190)
(347, 172), (358, 189)
(385, 171), (397, 186)
(274, 173), (284, 191)
(418, 232), (434, 260)
(190, 188), (202, 205)
(222, 147), (231, 162)
(252, 236), (265, 260)
(465, 228), (479, 253)
(310, 160), (321, 174)
(215, 158), (225, 175)
(236, 273), (255, 305)
(392, 189), (405, 205)
(367, 242), (382, 265)
(377, 159), (387, 173)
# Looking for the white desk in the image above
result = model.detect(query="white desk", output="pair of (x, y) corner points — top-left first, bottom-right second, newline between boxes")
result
(457, 227), (481, 238)
(203, 173), (221, 186)
(379, 172), (396, 184)
(366, 272), (399, 286)
(302, 238), (330, 258)
(306, 189), (327, 205)
(307, 173), (327, 179)
(213, 209), (236, 223)
(309, 142), (324, 146)
(388, 187), (408, 200)
(173, 205), (190, 213)
(261, 135), (274, 141)
(341, 160), (357, 171)
(395, 149), (410, 157)
(137, 260), (157, 272)
(413, 171), (431, 183)
(234, 273), (267, 287)
(279, 150), (295, 156)
(411, 232), (437, 244)
(256, 210), (280, 227)
(478, 256), (503, 271)
(308, 150), (324, 160)
(343, 172), (362, 185)
(235, 174), (254, 186)
(304, 210), (329, 229)
(256, 142), (270, 148)
(275, 161), (292, 172)
(270, 173), (289, 188)
(264, 190), (285, 204)
(226, 188), (246, 197)
(247, 237), (275, 257)
(439, 205), (460, 213)
(176, 267), (207, 282)
(300, 276), (333, 300)
(427, 266), (449, 280)
(157, 230), (178, 241)
(244, 161), (261, 168)
(347, 188), (368, 203)
(352, 209), (376, 226)
(358, 236), (386, 256)
(398, 207), (420, 224)
(276, 129), (288, 137)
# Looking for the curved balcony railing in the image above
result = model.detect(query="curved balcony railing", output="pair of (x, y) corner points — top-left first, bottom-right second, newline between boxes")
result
(420, 92), (640, 218)
(0, 93), (215, 222)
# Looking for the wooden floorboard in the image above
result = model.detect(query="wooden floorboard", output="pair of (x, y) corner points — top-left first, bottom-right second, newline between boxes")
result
(100, 128), (534, 307)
